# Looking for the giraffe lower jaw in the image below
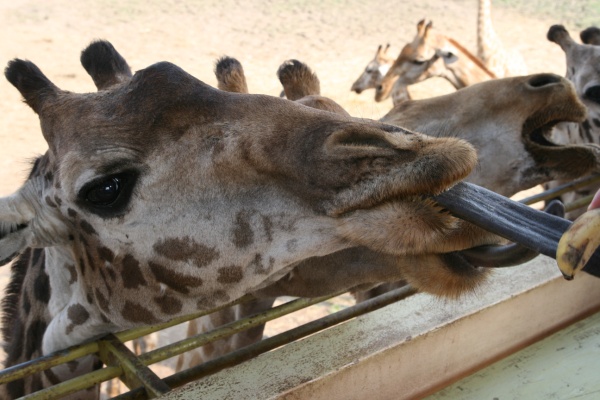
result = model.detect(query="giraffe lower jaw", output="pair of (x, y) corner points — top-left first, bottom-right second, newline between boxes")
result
(435, 182), (575, 268)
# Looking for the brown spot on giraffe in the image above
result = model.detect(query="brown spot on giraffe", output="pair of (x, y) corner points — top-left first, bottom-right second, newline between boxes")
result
(44, 196), (57, 208)
(33, 269), (50, 304)
(154, 294), (183, 315)
(262, 215), (273, 242)
(121, 301), (158, 324)
(66, 304), (90, 334)
(153, 237), (219, 268)
(217, 265), (244, 284)
(94, 288), (110, 313)
(196, 290), (230, 310)
(66, 264), (77, 284)
(97, 246), (115, 263)
(232, 210), (254, 248)
(79, 220), (97, 236)
(148, 261), (203, 294)
(120, 254), (147, 289)
(105, 267), (117, 282)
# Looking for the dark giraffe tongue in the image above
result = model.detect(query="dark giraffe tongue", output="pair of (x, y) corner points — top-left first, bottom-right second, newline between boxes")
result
(432, 182), (600, 272)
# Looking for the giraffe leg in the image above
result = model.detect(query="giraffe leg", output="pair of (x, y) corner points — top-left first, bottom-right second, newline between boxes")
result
(176, 298), (276, 371)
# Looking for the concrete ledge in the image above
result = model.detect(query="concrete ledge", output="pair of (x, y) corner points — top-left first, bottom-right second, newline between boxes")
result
(164, 256), (600, 400)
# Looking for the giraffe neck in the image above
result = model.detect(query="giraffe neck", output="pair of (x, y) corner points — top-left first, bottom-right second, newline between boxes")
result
(477, 0), (503, 63)
(442, 37), (496, 88)
(0, 248), (100, 399)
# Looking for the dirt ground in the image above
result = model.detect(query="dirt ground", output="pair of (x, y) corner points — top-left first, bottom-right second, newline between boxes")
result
(0, 0), (593, 394)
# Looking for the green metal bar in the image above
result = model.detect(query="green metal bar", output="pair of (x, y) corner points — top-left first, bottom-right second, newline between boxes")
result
(0, 343), (99, 386)
(98, 335), (170, 398)
(564, 193), (594, 212)
(519, 174), (600, 206)
(115, 285), (418, 400)
(139, 291), (347, 367)
(0, 295), (254, 387)
(20, 366), (121, 400)
(115, 294), (253, 343)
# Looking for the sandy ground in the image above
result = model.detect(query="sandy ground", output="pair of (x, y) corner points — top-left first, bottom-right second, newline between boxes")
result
(0, 0), (591, 394)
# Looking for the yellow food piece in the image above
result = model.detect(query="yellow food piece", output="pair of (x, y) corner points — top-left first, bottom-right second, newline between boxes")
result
(557, 208), (600, 279)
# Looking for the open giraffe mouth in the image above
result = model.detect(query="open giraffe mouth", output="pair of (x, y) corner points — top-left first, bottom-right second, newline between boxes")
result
(0, 222), (27, 241)
(0, 223), (27, 266)
(434, 182), (591, 270)
(527, 120), (561, 147)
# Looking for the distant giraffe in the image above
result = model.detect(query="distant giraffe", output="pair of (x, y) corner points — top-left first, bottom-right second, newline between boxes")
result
(350, 44), (411, 105)
(477, 0), (528, 77)
(545, 25), (600, 220)
(376, 19), (496, 103)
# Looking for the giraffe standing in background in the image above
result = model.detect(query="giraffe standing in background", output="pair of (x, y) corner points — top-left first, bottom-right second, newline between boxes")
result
(545, 25), (600, 220)
(350, 44), (411, 105)
(375, 19), (496, 103)
(477, 0), (528, 77)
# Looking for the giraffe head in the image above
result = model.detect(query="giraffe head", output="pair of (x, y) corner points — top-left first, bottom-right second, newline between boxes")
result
(376, 19), (495, 102)
(350, 44), (396, 94)
(548, 25), (600, 111)
(375, 20), (449, 102)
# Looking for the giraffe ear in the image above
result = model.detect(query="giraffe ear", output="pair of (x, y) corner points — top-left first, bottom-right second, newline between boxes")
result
(325, 125), (398, 159)
(5, 59), (60, 115)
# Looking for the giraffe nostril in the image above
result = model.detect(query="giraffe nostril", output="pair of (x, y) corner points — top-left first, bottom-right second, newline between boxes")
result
(527, 73), (562, 88)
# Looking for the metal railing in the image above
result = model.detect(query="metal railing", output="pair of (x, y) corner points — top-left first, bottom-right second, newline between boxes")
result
(1, 174), (599, 399)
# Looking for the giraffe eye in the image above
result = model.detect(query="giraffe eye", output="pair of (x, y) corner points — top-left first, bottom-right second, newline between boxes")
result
(86, 176), (124, 206)
(78, 171), (138, 217)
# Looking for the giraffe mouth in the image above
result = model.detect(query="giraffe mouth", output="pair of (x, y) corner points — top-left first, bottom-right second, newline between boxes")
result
(434, 182), (575, 268)
(527, 120), (560, 147)
(0, 222), (27, 241)
(0, 223), (28, 266)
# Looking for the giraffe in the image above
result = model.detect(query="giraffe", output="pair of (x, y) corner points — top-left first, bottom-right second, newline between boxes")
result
(477, 0), (528, 77)
(175, 57), (600, 371)
(0, 40), (532, 399)
(350, 44), (411, 105)
(375, 19), (496, 103)
(545, 25), (600, 220)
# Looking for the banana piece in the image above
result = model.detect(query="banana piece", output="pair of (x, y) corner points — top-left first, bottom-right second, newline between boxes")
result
(556, 208), (600, 279)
